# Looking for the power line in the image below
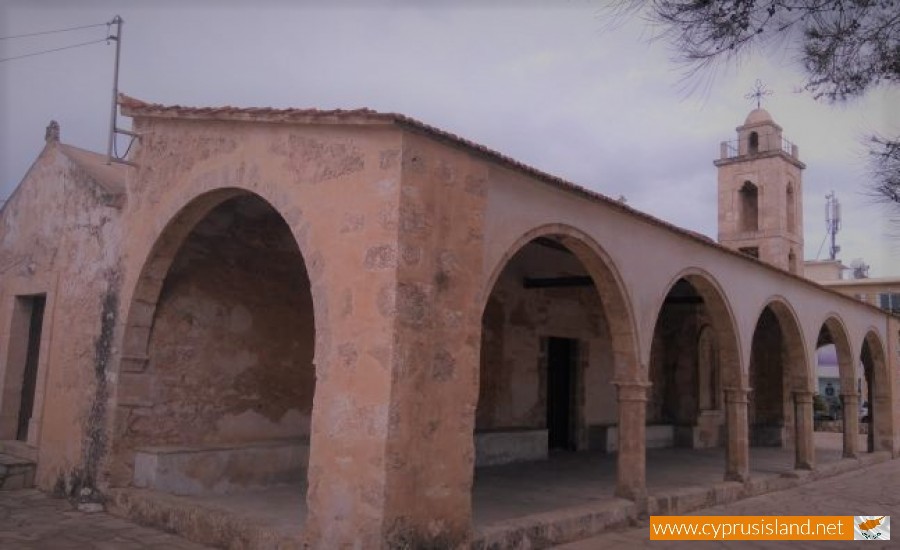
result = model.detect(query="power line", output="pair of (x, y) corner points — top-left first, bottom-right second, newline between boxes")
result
(0, 38), (109, 63)
(0, 22), (107, 41)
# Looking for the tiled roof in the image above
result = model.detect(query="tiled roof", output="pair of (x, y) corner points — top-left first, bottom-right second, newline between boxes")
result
(117, 94), (894, 314)
(58, 143), (127, 198)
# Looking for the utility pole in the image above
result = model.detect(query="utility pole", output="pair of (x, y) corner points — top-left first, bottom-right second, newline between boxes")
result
(106, 15), (122, 165)
(104, 16), (139, 166)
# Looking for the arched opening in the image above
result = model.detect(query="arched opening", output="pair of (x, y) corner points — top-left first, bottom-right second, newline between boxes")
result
(860, 331), (891, 453)
(739, 181), (759, 232)
(814, 319), (860, 460)
(786, 183), (796, 234)
(112, 193), (315, 515)
(472, 230), (637, 522)
(747, 302), (811, 470)
(748, 131), (759, 154)
(646, 273), (743, 481)
(648, 279), (723, 448)
(476, 238), (615, 452)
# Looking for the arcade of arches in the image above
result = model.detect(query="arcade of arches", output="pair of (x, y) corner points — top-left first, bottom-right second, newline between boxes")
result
(0, 99), (896, 549)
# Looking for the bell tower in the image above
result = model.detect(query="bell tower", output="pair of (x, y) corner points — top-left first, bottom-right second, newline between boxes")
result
(715, 108), (806, 275)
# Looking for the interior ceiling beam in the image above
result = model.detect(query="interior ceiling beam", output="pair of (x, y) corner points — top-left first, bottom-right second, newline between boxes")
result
(663, 296), (704, 305)
(523, 276), (593, 289)
(532, 237), (572, 253)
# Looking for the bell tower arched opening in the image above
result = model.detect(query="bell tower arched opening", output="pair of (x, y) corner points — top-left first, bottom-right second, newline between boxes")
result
(739, 181), (759, 232)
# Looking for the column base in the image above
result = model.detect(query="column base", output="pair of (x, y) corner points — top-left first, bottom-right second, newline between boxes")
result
(724, 471), (749, 483)
(614, 484), (647, 502)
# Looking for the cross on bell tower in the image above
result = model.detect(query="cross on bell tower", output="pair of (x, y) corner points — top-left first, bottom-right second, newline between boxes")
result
(745, 79), (773, 109)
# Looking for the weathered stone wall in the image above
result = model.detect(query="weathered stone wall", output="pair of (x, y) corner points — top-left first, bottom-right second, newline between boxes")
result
(114, 195), (315, 460)
(379, 130), (489, 547)
(477, 243), (617, 438)
(111, 115), (406, 546)
(0, 142), (124, 491)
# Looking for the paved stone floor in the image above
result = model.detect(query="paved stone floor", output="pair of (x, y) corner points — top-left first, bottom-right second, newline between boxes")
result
(0, 433), (881, 549)
(555, 455), (899, 549)
(473, 432), (865, 526)
(0, 489), (212, 549)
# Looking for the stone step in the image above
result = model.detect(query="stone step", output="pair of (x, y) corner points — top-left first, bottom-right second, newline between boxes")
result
(0, 453), (36, 490)
(0, 439), (38, 461)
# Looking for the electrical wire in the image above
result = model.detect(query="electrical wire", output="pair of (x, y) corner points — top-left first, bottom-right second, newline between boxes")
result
(0, 38), (109, 63)
(0, 22), (107, 41)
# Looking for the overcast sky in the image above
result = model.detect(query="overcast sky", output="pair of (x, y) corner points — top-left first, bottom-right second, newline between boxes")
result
(2, 0), (898, 276)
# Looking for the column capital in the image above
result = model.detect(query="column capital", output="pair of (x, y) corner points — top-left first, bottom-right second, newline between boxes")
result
(723, 386), (750, 404)
(613, 379), (651, 402)
(793, 390), (814, 403)
(840, 392), (859, 401)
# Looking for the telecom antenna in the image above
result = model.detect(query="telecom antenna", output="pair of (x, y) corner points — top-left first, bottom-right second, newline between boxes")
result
(825, 191), (841, 260)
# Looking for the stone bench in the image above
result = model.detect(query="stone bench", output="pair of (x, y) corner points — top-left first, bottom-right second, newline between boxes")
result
(133, 438), (309, 496)
(475, 429), (548, 466)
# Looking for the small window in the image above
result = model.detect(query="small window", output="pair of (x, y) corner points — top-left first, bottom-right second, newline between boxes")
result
(739, 247), (760, 259)
(749, 131), (759, 154)
(881, 293), (900, 315)
(788, 250), (797, 273)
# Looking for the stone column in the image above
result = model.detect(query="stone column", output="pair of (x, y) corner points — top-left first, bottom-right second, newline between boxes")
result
(840, 392), (859, 459)
(871, 395), (890, 452)
(614, 380), (650, 501)
(793, 390), (815, 470)
(724, 387), (750, 482)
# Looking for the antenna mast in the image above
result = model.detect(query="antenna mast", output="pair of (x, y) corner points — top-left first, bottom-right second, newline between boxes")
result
(825, 191), (841, 260)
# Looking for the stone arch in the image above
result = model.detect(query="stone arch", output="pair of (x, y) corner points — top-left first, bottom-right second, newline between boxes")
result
(817, 314), (855, 392)
(755, 297), (811, 391)
(648, 268), (742, 389)
(480, 223), (639, 382)
(474, 222), (645, 501)
(860, 330), (892, 452)
(110, 187), (326, 492)
(748, 297), (813, 468)
(815, 314), (857, 457)
(645, 269), (743, 479)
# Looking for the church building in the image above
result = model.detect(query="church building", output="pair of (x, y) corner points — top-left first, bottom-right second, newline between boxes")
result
(0, 96), (896, 548)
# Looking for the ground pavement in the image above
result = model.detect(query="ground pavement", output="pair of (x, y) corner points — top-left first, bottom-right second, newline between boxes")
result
(0, 489), (211, 549)
(0, 450), (895, 549)
(555, 458), (899, 549)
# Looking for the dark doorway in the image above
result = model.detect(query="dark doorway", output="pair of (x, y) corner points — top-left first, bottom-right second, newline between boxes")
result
(547, 337), (576, 450)
(17, 295), (46, 441)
